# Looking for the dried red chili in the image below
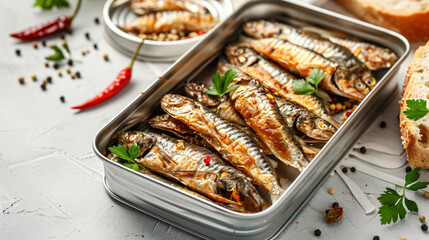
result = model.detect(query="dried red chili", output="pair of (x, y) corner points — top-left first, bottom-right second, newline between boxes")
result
(71, 40), (144, 110)
(10, 0), (81, 41)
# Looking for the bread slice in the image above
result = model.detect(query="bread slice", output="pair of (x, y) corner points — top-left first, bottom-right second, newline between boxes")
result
(400, 41), (429, 169)
(335, 0), (429, 42)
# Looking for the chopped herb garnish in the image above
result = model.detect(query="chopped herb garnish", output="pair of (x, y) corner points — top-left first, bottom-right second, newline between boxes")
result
(293, 69), (328, 103)
(33, 0), (70, 10)
(108, 144), (142, 172)
(377, 167), (429, 225)
(206, 67), (239, 106)
(403, 99), (429, 121)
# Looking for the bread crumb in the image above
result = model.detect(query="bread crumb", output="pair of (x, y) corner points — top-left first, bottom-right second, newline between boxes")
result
(329, 188), (335, 195)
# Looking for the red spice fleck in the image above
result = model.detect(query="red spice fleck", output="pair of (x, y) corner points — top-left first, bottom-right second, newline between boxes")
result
(345, 111), (352, 117)
(270, 99), (275, 103)
(332, 97), (337, 101)
(203, 157), (211, 164)
(198, 30), (205, 35)
(246, 124), (250, 128)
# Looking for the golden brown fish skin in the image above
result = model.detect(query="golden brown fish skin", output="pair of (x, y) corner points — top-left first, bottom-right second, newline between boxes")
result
(230, 83), (310, 172)
(161, 94), (284, 195)
(117, 131), (263, 212)
(225, 45), (340, 128)
(107, 151), (247, 213)
(275, 97), (336, 141)
(183, 81), (272, 154)
(184, 82), (218, 107)
(301, 26), (398, 70)
(130, 0), (208, 15)
(243, 20), (374, 95)
(247, 37), (351, 99)
(148, 114), (213, 149)
(121, 11), (219, 35)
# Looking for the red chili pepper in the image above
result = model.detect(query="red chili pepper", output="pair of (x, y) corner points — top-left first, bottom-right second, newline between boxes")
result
(197, 30), (205, 35)
(203, 157), (211, 165)
(71, 40), (144, 110)
(10, 0), (81, 41)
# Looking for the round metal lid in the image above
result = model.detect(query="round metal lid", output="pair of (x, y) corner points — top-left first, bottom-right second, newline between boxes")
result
(103, 0), (234, 62)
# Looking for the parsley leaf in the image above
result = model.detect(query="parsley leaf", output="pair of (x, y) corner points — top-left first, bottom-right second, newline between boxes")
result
(34, 0), (70, 10)
(403, 99), (429, 121)
(46, 46), (65, 61)
(108, 144), (142, 172)
(293, 69), (328, 103)
(377, 167), (429, 225)
(292, 79), (316, 95)
(206, 67), (238, 105)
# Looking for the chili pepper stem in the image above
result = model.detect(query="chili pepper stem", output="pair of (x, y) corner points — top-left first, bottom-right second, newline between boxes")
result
(68, 0), (82, 21)
(128, 40), (144, 70)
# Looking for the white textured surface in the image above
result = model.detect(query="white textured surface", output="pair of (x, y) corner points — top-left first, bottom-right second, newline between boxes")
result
(1, 0), (429, 239)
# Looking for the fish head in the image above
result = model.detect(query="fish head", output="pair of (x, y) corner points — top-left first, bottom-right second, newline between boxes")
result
(296, 114), (336, 141)
(161, 94), (199, 117)
(216, 169), (263, 212)
(334, 68), (366, 101)
(225, 44), (259, 66)
(360, 71), (377, 90)
(117, 131), (156, 157)
(184, 82), (218, 107)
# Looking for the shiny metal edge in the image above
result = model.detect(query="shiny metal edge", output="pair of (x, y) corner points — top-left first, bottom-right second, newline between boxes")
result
(93, 0), (410, 239)
(103, 176), (212, 240)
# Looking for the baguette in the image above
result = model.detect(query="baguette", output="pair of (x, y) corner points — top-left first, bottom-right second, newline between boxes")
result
(335, 0), (429, 42)
(400, 41), (429, 169)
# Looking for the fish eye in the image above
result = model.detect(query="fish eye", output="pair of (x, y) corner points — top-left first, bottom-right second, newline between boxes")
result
(366, 78), (376, 87)
(356, 82), (365, 90)
(196, 86), (202, 90)
(317, 120), (328, 130)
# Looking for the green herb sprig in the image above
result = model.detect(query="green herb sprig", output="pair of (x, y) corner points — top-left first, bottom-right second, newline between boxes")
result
(206, 67), (239, 106)
(403, 99), (429, 121)
(377, 167), (429, 225)
(108, 144), (142, 172)
(45, 41), (81, 63)
(293, 69), (328, 103)
(34, 0), (70, 10)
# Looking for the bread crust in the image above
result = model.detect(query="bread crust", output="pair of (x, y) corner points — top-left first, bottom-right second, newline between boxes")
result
(336, 0), (429, 42)
(400, 42), (429, 169)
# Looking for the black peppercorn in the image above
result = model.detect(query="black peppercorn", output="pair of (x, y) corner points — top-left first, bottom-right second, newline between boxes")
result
(41, 84), (47, 91)
(75, 71), (81, 79)
(68, 59), (73, 66)
(360, 146), (367, 154)
(60, 34), (65, 40)
(373, 236), (380, 240)
(53, 63), (59, 69)
(85, 32), (90, 40)
(380, 121), (386, 128)
(351, 167), (356, 172)
(94, 17), (100, 24)
(93, 43), (98, 50)
(47, 76), (52, 83)
(60, 96), (65, 103)
(15, 49), (21, 56)
(406, 167), (412, 173)
(342, 167), (348, 173)
(314, 229), (321, 237)
(332, 202), (339, 208)
(42, 40), (46, 47)
(422, 224), (428, 232)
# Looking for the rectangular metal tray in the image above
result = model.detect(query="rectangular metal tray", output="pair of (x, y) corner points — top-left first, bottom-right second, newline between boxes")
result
(93, 0), (409, 239)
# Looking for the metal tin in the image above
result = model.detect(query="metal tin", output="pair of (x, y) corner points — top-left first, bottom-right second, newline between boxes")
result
(94, 0), (410, 239)
(102, 0), (234, 62)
